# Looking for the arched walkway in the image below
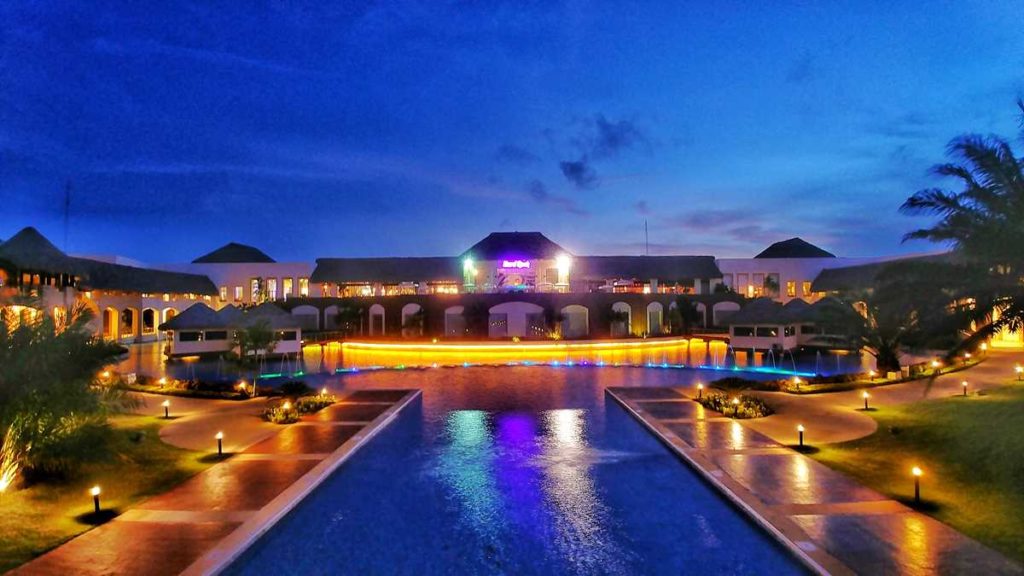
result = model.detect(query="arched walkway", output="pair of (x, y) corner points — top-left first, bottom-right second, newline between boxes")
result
(401, 303), (424, 337)
(444, 305), (465, 337)
(121, 307), (139, 340)
(488, 301), (545, 338)
(712, 301), (741, 326)
(369, 303), (386, 336)
(647, 301), (664, 335)
(611, 301), (631, 338)
(103, 308), (119, 340)
(142, 308), (157, 335)
(560, 304), (589, 338)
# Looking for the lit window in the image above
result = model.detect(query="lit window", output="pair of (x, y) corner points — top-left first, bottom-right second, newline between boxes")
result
(283, 278), (293, 297)
(250, 278), (260, 302)
(234, 286), (243, 301)
(219, 286), (228, 301)
(786, 281), (796, 298)
(267, 278), (278, 300)
(802, 281), (812, 296)
(299, 278), (309, 296)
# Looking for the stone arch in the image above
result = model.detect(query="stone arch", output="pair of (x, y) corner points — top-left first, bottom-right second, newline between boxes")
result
(611, 301), (632, 338)
(292, 304), (321, 332)
(712, 301), (741, 326)
(369, 303), (386, 336)
(647, 301), (664, 335)
(695, 302), (707, 328)
(560, 304), (589, 338)
(488, 301), (545, 338)
(323, 304), (340, 331)
(103, 307), (119, 340)
(401, 302), (424, 337)
(121, 307), (140, 339)
(444, 305), (465, 337)
(141, 308), (158, 335)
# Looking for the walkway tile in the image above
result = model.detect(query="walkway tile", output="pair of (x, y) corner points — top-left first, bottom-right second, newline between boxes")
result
(307, 402), (391, 422)
(666, 420), (781, 450)
(139, 459), (318, 511)
(243, 423), (362, 454)
(712, 453), (889, 505)
(12, 521), (239, 576)
(792, 513), (1024, 575)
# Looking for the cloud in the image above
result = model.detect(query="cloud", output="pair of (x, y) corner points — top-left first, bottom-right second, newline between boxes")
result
(526, 179), (588, 215)
(559, 156), (598, 189)
(633, 200), (650, 215)
(591, 115), (649, 159)
(495, 144), (539, 165)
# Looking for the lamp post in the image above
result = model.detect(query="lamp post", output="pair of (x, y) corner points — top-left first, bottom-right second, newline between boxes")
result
(162, 399), (170, 419)
(962, 381), (968, 397)
(216, 431), (223, 456)
(90, 485), (101, 513)
(1016, 365), (1022, 381)
(792, 376), (802, 391)
(912, 466), (922, 504)
(862, 391), (870, 410)
(320, 387), (328, 397)
(696, 383), (703, 399)
(868, 370), (877, 381)
(797, 424), (805, 448)
(731, 397), (739, 418)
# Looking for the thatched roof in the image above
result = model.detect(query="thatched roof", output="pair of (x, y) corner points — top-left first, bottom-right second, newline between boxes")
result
(811, 254), (953, 293)
(755, 238), (835, 259)
(311, 257), (461, 284)
(726, 296), (853, 326)
(0, 227), (84, 275)
(74, 258), (217, 295)
(193, 242), (275, 263)
(461, 232), (568, 260)
(159, 302), (300, 331)
(574, 255), (722, 282)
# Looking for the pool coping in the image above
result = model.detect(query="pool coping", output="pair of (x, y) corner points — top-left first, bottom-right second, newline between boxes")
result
(181, 389), (422, 576)
(606, 388), (846, 576)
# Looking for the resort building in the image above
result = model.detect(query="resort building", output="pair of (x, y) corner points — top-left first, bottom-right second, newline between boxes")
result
(159, 302), (303, 358)
(726, 297), (851, 352)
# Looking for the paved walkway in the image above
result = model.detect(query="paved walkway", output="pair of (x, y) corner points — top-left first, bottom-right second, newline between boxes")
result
(14, 390), (420, 576)
(736, 350), (1024, 445)
(128, 392), (282, 453)
(608, 387), (1023, 575)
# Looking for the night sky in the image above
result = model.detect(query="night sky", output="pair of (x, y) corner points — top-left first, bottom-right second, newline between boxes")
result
(2, 2), (1022, 263)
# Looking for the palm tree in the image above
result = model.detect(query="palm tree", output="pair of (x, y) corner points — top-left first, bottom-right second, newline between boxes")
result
(899, 102), (1024, 348)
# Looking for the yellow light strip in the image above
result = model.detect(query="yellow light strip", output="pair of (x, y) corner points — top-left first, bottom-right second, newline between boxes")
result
(339, 336), (724, 353)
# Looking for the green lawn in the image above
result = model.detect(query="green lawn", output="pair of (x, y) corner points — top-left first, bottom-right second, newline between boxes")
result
(0, 416), (214, 573)
(812, 382), (1024, 563)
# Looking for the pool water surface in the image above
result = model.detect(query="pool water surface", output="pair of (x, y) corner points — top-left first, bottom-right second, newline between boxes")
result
(227, 366), (806, 575)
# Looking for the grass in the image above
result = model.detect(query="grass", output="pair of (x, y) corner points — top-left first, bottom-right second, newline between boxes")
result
(784, 357), (984, 394)
(0, 415), (215, 573)
(812, 382), (1024, 563)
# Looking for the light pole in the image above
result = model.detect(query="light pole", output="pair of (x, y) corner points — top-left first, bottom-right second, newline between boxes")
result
(962, 380), (968, 397)
(90, 485), (101, 513)
(862, 391), (870, 410)
(696, 383), (703, 399)
(797, 424), (805, 448)
(216, 431), (223, 456)
(912, 466), (923, 504)
(162, 399), (170, 419)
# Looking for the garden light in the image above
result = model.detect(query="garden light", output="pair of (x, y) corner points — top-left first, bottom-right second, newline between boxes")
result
(158, 377), (167, 386)
(912, 466), (923, 504)
(930, 360), (940, 369)
(981, 343), (988, 352)
(100, 371), (110, 379)
(90, 485), (101, 513)
(321, 387), (328, 397)
(797, 424), (805, 447)
(1016, 365), (1022, 381)
(696, 383), (703, 399)
(792, 376), (802, 390)
(161, 399), (170, 419)
(282, 401), (292, 412)
(731, 397), (739, 417)
(962, 380), (968, 397)
(216, 431), (223, 455)
(863, 391), (870, 410)
(963, 352), (971, 360)
(868, 370), (877, 381)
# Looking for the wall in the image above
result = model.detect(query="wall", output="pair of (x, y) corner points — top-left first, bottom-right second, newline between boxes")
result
(716, 256), (893, 303)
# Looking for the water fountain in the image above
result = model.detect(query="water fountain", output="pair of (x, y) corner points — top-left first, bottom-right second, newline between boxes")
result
(765, 349), (776, 370)
(814, 350), (822, 375)
(781, 349), (798, 373)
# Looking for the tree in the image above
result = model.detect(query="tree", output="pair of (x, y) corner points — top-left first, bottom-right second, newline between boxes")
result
(669, 297), (702, 335)
(232, 320), (280, 364)
(0, 300), (125, 491)
(899, 102), (1024, 350)
(335, 304), (364, 336)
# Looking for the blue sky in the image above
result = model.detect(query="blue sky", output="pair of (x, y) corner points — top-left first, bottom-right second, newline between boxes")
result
(2, 1), (1022, 262)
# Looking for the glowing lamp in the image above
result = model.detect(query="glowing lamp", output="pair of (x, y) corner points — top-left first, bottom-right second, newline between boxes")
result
(980, 343), (988, 352)
(862, 391), (870, 410)
(961, 380), (968, 397)
(912, 466), (923, 503)
(696, 382), (704, 399)
(1016, 365), (1023, 381)
(90, 485), (101, 513)
(930, 360), (940, 369)
(963, 352), (971, 359)
(731, 397), (740, 418)
(321, 387), (328, 396)
(101, 371), (110, 379)
(215, 431), (224, 455)
(797, 424), (805, 447)
(161, 399), (170, 419)
(158, 377), (167, 386)
(282, 401), (292, 411)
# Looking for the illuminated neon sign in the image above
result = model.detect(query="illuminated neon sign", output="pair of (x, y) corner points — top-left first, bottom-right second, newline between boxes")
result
(501, 259), (531, 269)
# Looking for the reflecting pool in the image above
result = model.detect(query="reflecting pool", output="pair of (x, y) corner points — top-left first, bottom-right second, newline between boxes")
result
(225, 367), (807, 575)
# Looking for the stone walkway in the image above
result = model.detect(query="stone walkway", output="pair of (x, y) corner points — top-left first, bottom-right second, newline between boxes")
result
(13, 389), (420, 576)
(608, 387), (1023, 575)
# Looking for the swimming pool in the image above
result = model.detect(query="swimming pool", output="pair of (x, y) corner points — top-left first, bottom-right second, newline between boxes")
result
(226, 367), (806, 575)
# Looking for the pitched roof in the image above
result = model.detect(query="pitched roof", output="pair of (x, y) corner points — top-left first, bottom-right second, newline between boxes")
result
(460, 232), (568, 260)
(192, 242), (275, 264)
(755, 238), (835, 259)
(574, 255), (722, 282)
(311, 257), (461, 284)
(159, 302), (301, 331)
(0, 227), (84, 275)
(158, 303), (223, 330)
(242, 302), (302, 329)
(726, 296), (852, 325)
(74, 258), (217, 295)
(811, 254), (953, 293)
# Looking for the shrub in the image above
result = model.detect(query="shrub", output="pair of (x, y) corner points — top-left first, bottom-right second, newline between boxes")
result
(710, 376), (782, 392)
(279, 380), (312, 397)
(294, 394), (336, 414)
(696, 391), (773, 419)
(261, 401), (300, 424)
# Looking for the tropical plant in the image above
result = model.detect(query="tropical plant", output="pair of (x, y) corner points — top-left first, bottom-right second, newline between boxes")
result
(0, 300), (126, 490)
(899, 101), (1024, 351)
(669, 297), (702, 335)
(335, 303), (364, 336)
(232, 320), (279, 364)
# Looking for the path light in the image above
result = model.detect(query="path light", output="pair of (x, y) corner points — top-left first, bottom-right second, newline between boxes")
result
(930, 360), (941, 370)
(981, 343), (988, 353)
(158, 377), (167, 386)
(868, 370), (877, 381)
(912, 466), (923, 504)
(100, 370), (110, 380)
(237, 380), (248, 395)
(962, 380), (968, 397)
(320, 387), (328, 397)
(797, 424), (805, 448)
(282, 401), (292, 412)
(731, 397), (740, 418)
(863, 391), (870, 410)
(697, 383), (704, 399)
(161, 399), (170, 419)
(1016, 365), (1023, 381)
(216, 431), (223, 456)
(963, 352), (972, 361)
(90, 485), (101, 513)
